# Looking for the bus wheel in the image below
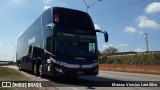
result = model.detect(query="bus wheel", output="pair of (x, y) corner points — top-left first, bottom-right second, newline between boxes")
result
(34, 64), (38, 76)
(39, 64), (44, 78)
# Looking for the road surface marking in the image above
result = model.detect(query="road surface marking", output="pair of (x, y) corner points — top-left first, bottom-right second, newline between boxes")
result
(70, 87), (80, 90)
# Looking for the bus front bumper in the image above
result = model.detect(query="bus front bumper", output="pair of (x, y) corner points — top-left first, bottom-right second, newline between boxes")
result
(53, 63), (99, 76)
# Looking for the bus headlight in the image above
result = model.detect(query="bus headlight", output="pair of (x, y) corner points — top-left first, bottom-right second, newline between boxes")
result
(95, 68), (98, 73)
(50, 57), (67, 66)
(55, 68), (63, 73)
(94, 59), (98, 62)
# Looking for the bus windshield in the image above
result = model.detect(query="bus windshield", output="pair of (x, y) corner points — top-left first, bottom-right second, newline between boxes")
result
(55, 31), (96, 56)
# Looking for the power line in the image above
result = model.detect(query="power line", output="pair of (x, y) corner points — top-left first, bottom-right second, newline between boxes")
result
(97, 0), (148, 16)
(83, 0), (102, 13)
(149, 36), (160, 39)
(83, 0), (88, 8)
(110, 35), (160, 45)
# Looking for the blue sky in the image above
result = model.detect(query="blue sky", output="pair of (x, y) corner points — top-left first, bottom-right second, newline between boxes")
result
(0, 0), (160, 61)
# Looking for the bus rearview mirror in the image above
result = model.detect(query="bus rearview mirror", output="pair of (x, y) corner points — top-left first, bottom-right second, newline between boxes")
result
(104, 31), (108, 42)
(46, 23), (54, 29)
(95, 29), (108, 42)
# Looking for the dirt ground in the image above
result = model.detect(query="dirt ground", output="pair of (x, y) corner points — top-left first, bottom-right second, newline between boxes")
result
(99, 64), (160, 75)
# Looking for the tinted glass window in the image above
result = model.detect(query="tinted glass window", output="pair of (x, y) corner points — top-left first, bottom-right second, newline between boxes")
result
(55, 31), (96, 56)
(53, 7), (94, 30)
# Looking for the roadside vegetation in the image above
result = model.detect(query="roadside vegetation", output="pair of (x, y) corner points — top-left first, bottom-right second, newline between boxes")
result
(99, 47), (160, 65)
(0, 67), (28, 81)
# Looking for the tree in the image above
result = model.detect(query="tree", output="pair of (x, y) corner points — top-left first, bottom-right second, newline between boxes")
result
(98, 50), (102, 57)
(102, 47), (118, 55)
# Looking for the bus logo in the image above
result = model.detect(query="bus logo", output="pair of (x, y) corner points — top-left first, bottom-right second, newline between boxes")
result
(75, 57), (85, 60)
(54, 15), (59, 22)
(2, 82), (11, 87)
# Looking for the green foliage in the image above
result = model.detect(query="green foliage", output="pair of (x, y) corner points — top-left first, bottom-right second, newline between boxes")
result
(99, 52), (160, 65)
(0, 67), (28, 81)
(99, 56), (107, 64)
(102, 47), (118, 55)
(0, 88), (12, 90)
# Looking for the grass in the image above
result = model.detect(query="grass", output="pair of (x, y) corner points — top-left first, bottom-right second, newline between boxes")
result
(0, 88), (12, 90)
(100, 52), (160, 65)
(0, 67), (28, 81)
(0, 67), (45, 90)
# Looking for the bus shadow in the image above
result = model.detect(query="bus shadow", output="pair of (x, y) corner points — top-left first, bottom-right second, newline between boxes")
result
(22, 69), (125, 88)
(45, 75), (124, 88)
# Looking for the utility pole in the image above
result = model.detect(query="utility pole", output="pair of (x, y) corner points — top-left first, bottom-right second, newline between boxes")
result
(143, 33), (149, 52)
(83, 0), (102, 13)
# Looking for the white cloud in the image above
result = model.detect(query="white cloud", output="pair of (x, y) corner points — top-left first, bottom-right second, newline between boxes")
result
(139, 31), (144, 35)
(42, 0), (53, 10)
(118, 43), (129, 47)
(102, 43), (128, 48)
(10, 0), (24, 4)
(102, 44), (107, 48)
(138, 15), (160, 29)
(124, 26), (137, 33)
(94, 24), (101, 30)
(0, 50), (11, 53)
(44, 5), (51, 10)
(43, 0), (53, 5)
(134, 48), (144, 52)
(0, 43), (2, 47)
(145, 2), (160, 14)
(102, 43), (113, 48)
(42, 0), (68, 9)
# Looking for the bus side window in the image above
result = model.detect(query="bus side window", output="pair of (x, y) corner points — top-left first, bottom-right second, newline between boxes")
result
(89, 43), (95, 53)
(46, 36), (53, 53)
(28, 46), (32, 56)
(33, 46), (43, 55)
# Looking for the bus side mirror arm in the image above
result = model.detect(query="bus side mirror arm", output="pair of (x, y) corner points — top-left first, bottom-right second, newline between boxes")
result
(95, 29), (108, 42)
(46, 23), (54, 29)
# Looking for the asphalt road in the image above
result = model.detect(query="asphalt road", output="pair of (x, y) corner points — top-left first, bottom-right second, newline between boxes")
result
(3, 65), (160, 90)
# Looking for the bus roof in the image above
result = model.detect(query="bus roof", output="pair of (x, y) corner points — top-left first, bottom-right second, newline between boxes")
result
(52, 7), (95, 31)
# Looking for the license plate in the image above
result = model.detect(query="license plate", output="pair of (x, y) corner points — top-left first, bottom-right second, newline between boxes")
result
(77, 71), (84, 75)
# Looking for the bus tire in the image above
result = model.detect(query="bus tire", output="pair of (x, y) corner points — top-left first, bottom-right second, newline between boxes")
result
(39, 64), (44, 78)
(34, 64), (38, 76)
